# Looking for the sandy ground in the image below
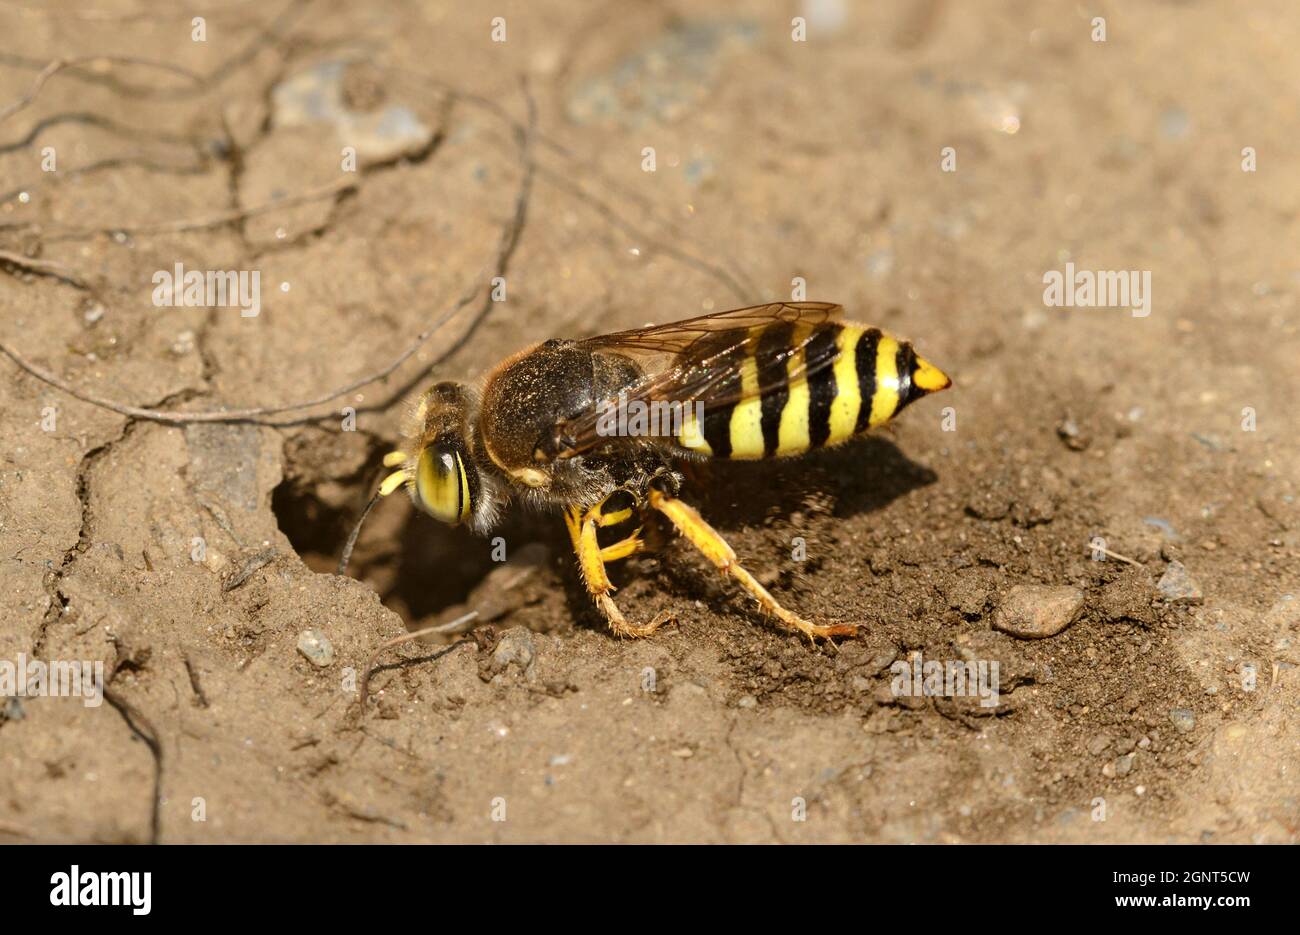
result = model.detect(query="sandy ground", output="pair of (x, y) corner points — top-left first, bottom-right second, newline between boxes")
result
(0, 0), (1296, 843)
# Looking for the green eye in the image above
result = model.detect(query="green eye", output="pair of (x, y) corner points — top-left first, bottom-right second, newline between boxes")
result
(415, 442), (472, 525)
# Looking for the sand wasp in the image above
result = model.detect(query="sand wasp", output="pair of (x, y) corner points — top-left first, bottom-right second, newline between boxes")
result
(364, 302), (951, 641)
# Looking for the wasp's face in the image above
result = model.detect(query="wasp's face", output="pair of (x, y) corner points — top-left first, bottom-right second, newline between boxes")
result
(401, 381), (499, 531)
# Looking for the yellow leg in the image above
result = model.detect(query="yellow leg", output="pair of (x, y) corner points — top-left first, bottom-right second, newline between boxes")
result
(377, 451), (409, 497)
(565, 506), (672, 638)
(379, 469), (406, 497)
(599, 528), (645, 562)
(590, 490), (643, 563)
(646, 489), (857, 643)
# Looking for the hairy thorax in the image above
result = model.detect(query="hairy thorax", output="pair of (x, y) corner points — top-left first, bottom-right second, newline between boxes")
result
(478, 339), (645, 499)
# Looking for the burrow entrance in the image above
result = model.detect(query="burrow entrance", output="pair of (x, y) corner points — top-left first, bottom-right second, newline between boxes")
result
(271, 432), (557, 629)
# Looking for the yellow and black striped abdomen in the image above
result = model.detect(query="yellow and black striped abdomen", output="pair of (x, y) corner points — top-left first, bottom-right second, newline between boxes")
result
(677, 321), (951, 460)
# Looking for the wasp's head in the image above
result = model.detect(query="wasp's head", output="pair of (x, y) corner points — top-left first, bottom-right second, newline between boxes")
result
(395, 382), (499, 531)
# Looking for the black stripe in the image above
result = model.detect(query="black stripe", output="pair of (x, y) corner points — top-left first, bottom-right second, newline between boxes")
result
(442, 435), (478, 519)
(805, 323), (840, 448)
(702, 400), (735, 457)
(758, 323), (794, 457)
(854, 328), (881, 432)
(698, 343), (745, 458)
(893, 342), (915, 417)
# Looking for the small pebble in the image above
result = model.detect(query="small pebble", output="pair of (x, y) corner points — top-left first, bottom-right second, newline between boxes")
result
(1056, 416), (1089, 450)
(993, 585), (1085, 639)
(1169, 708), (1196, 733)
(1115, 753), (1136, 777)
(296, 628), (334, 667)
(1157, 561), (1203, 604)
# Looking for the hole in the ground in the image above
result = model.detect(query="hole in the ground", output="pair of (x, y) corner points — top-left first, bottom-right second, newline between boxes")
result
(272, 461), (555, 629)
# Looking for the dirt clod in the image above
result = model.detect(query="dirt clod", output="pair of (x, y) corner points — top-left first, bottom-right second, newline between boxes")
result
(1157, 561), (1204, 605)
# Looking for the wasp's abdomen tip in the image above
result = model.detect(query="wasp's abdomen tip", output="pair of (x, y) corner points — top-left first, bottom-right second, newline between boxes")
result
(912, 354), (952, 394)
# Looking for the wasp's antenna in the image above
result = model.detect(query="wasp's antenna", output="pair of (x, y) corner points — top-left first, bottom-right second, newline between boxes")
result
(338, 452), (409, 575)
(337, 489), (381, 576)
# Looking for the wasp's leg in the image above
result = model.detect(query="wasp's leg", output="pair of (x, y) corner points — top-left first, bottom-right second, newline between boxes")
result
(646, 489), (857, 643)
(564, 506), (672, 638)
(589, 488), (645, 563)
(599, 527), (645, 562)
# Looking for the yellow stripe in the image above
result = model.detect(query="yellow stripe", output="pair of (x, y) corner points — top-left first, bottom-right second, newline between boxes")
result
(869, 334), (901, 427)
(455, 452), (471, 522)
(828, 326), (862, 443)
(678, 407), (711, 455)
(728, 352), (765, 458)
(777, 325), (812, 456)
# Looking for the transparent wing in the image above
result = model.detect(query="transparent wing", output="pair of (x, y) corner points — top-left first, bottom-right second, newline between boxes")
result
(552, 302), (845, 458)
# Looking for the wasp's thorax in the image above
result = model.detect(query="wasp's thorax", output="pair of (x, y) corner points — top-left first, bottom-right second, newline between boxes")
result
(401, 381), (500, 532)
(478, 339), (641, 499)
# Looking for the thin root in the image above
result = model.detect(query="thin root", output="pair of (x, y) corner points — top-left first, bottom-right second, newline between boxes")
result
(357, 611), (480, 712)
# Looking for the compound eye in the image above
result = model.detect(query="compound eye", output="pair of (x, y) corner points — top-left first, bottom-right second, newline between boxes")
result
(415, 441), (472, 525)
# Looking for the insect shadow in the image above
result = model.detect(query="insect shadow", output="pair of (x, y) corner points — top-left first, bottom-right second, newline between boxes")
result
(324, 432), (937, 632)
(685, 433), (937, 527)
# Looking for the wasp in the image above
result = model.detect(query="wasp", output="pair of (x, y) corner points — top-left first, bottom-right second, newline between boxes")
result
(367, 302), (951, 641)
